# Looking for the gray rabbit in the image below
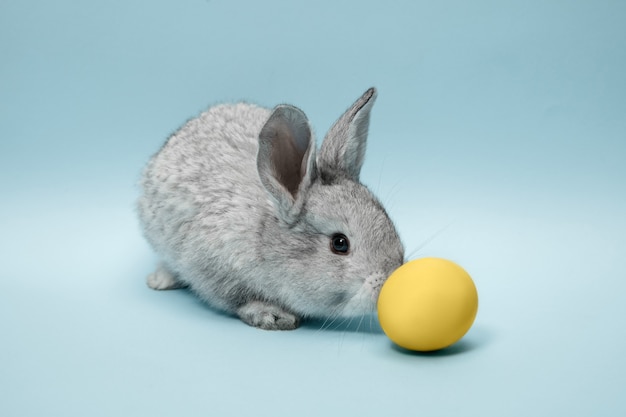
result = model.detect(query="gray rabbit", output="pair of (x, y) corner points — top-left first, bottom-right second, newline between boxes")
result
(137, 88), (404, 330)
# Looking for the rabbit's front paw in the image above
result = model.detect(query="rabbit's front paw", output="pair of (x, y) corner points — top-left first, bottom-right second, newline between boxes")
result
(237, 301), (300, 330)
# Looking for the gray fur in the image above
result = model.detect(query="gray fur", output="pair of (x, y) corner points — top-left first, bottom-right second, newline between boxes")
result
(137, 88), (404, 330)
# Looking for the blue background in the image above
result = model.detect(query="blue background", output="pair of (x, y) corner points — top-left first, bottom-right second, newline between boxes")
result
(2, 0), (625, 415)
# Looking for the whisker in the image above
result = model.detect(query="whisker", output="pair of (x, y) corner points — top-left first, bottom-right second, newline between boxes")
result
(337, 315), (357, 350)
(367, 313), (377, 334)
(405, 220), (455, 261)
(317, 313), (335, 331)
(355, 311), (366, 334)
(342, 315), (355, 332)
(381, 178), (404, 214)
(315, 305), (344, 333)
(375, 153), (389, 196)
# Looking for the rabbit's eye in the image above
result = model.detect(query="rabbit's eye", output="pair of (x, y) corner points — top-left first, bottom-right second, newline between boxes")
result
(330, 234), (350, 255)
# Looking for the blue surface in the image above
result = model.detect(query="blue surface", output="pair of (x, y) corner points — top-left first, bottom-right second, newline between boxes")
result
(2, 0), (625, 416)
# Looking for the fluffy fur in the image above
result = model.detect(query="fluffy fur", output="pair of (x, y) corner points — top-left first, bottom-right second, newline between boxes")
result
(137, 88), (404, 330)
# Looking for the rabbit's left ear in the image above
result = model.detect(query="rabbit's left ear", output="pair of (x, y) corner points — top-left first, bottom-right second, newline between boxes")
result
(318, 88), (377, 182)
(257, 105), (317, 221)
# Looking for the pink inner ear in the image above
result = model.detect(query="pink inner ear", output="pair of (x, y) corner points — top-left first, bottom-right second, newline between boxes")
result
(258, 105), (314, 205)
(270, 124), (308, 197)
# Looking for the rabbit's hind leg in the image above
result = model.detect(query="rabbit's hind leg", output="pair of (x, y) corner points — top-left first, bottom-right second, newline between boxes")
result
(146, 262), (186, 290)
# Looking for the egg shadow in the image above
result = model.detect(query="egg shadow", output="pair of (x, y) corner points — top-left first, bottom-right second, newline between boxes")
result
(389, 325), (493, 357)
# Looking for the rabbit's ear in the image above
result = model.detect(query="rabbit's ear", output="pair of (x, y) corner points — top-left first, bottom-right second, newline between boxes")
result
(258, 105), (317, 220)
(318, 88), (377, 182)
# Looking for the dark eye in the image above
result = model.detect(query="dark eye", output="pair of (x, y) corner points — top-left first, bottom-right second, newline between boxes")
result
(330, 234), (350, 255)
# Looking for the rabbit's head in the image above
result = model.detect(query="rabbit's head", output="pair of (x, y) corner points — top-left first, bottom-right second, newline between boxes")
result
(256, 88), (405, 319)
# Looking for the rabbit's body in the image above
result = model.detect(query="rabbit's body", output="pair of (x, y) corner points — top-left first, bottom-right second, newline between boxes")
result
(138, 89), (404, 330)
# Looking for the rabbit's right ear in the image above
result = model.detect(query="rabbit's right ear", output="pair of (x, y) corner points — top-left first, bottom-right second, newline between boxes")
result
(318, 88), (377, 182)
(257, 105), (317, 223)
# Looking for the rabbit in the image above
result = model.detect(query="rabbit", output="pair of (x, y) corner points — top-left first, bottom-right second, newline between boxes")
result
(137, 87), (405, 330)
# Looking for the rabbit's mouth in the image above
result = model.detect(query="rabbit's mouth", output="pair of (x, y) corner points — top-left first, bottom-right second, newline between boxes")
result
(327, 272), (391, 317)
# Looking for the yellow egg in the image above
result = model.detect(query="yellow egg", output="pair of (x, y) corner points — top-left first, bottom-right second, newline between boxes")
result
(377, 258), (478, 352)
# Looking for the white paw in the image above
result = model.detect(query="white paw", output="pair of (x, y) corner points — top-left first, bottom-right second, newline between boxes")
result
(237, 301), (300, 330)
(146, 265), (184, 290)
